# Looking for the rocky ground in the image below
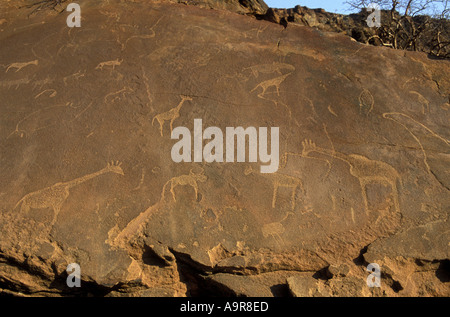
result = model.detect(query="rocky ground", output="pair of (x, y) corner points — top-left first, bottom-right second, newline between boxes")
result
(0, 0), (448, 297)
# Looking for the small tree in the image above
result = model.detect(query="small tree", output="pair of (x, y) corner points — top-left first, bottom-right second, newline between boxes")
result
(345, 0), (449, 57)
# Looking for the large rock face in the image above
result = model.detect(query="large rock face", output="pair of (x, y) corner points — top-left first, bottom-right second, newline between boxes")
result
(0, 0), (448, 296)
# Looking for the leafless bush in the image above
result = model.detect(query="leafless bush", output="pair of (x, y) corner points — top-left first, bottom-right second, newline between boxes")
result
(346, 0), (450, 57)
(21, 0), (70, 15)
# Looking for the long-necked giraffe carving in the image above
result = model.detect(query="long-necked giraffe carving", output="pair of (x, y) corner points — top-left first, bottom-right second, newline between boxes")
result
(301, 140), (401, 215)
(152, 95), (192, 137)
(14, 161), (124, 226)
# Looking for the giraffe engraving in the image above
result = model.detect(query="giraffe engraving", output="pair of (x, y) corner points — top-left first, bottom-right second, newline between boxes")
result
(301, 139), (401, 215)
(152, 95), (192, 137)
(14, 161), (124, 225)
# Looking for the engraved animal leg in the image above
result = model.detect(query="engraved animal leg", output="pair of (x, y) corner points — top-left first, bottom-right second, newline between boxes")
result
(157, 117), (164, 136)
(382, 179), (400, 213)
(272, 184), (278, 208)
(170, 114), (179, 135)
(20, 201), (30, 214)
(275, 233), (285, 247)
(390, 181), (400, 213)
(359, 179), (370, 216)
(259, 87), (267, 99)
(51, 205), (61, 226)
(170, 183), (177, 201)
(193, 183), (199, 200)
(290, 185), (297, 211)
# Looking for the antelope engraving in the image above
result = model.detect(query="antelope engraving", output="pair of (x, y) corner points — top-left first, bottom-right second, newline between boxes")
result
(161, 168), (207, 202)
(152, 95), (192, 137)
(14, 161), (124, 225)
(6, 60), (38, 73)
(301, 139), (401, 215)
(95, 58), (123, 70)
(244, 166), (305, 210)
(251, 73), (291, 98)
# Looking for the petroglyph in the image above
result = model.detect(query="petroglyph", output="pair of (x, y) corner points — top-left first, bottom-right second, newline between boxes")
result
(6, 60), (38, 73)
(280, 151), (332, 177)
(251, 73), (292, 98)
(245, 166), (304, 210)
(358, 88), (374, 115)
(302, 139), (401, 215)
(124, 34), (155, 50)
(63, 70), (85, 86)
(331, 195), (337, 211)
(104, 87), (134, 103)
(141, 67), (153, 104)
(0, 77), (30, 89)
(34, 89), (57, 99)
(383, 113), (450, 146)
(32, 77), (53, 89)
(14, 162), (124, 226)
(409, 91), (430, 114)
(95, 58), (123, 71)
(152, 95), (192, 137)
(328, 105), (338, 117)
(7, 104), (67, 139)
(7, 102), (92, 139)
(120, 17), (162, 50)
(161, 169), (207, 202)
(243, 62), (295, 78)
(261, 212), (294, 247)
(262, 222), (284, 245)
(382, 112), (450, 179)
(350, 207), (356, 223)
(73, 102), (93, 120)
(132, 168), (146, 191)
(100, 10), (121, 22)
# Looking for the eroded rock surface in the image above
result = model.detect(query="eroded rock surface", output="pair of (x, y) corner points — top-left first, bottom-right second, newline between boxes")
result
(0, 0), (448, 297)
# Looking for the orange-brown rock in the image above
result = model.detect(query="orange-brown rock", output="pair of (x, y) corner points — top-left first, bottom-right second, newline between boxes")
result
(0, 0), (448, 297)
